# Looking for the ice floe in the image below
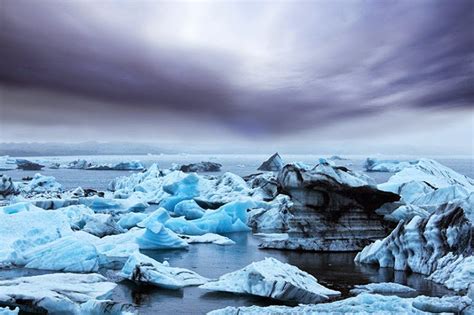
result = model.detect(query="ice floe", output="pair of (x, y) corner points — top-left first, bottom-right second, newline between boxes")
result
(350, 282), (416, 295)
(208, 293), (422, 315)
(200, 257), (340, 303)
(179, 161), (222, 172)
(0, 273), (121, 314)
(18, 173), (63, 195)
(180, 233), (235, 245)
(0, 175), (18, 199)
(119, 252), (208, 289)
(364, 158), (418, 172)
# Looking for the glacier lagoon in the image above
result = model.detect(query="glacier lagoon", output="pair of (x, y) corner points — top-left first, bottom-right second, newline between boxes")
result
(0, 154), (472, 314)
(3, 154), (473, 190)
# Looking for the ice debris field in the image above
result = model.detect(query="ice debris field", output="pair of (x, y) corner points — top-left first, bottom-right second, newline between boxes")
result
(0, 154), (473, 314)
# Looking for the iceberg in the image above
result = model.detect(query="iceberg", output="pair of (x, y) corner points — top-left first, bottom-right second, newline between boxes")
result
(364, 158), (418, 172)
(257, 152), (284, 171)
(179, 161), (222, 172)
(67, 159), (91, 169)
(20, 236), (100, 272)
(82, 213), (125, 237)
(180, 233), (235, 245)
(0, 175), (18, 199)
(0, 156), (17, 171)
(208, 293), (464, 315)
(350, 282), (416, 295)
(57, 205), (124, 236)
(150, 199), (255, 235)
(259, 163), (399, 251)
(247, 195), (293, 231)
(383, 204), (429, 222)
(117, 212), (148, 229)
(0, 273), (117, 314)
(0, 209), (72, 265)
(410, 184), (470, 210)
(119, 252), (208, 289)
(66, 159), (145, 170)
(427, 253), (474, 291)
(412, 295), (472, 313)
(379, 159), (474, 196)
(243, 172), (278, 200)
(108, 165), (253, 206)
(19, 173), (63, 195)
(136, 220), (189, 249)
(355, 201), (472, 290)
(15, 159), (44, 170)
(86, 161), (145, 171)
(173, 199), (205, 219)
(200, 257), (340, 304)
(79, 195), (148, 213)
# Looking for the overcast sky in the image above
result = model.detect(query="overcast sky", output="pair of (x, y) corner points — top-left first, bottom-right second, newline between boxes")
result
(0, 0), (473, 154)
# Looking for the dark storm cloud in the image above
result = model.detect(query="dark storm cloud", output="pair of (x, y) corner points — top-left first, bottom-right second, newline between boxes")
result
(0, 0), (472, 137)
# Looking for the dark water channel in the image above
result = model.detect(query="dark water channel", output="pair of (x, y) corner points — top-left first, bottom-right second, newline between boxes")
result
(109, 232), (453, 314)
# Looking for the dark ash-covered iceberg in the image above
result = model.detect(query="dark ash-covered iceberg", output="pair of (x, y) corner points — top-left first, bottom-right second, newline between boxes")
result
(16, 159), (44, 170)
(257, 163), (400, 251)
(257, 152), (284, 171)
(179, 161), (222, 172)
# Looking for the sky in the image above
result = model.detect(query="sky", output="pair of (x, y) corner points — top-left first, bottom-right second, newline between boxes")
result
(0, 0), (473, 154)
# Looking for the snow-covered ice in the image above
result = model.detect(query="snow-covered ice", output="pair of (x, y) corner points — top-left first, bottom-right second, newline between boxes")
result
(350, 282), (416, 295)
(364, 158), (418, 172)
(180, 233), (235, 245)
(208, 293), (423, 315)
(119, 252), (208, 289)
(0, 273), (118, 314)
(200, 257), (340, 304)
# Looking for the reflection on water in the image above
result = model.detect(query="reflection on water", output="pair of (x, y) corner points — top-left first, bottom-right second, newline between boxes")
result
(110, 232), (454, 314)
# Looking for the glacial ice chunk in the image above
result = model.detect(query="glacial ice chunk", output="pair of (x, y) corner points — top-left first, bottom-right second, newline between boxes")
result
(200, 257), (340, 304)
(0, 273), (117, 314)
(208, 293), (430, 315)
(119, 252), (208, 289)
(117, 212), (148, 229)
(180, 233), (235, 245)
(257, 153), (284, 171)
(173, 199), (205, 219)
(350, 282), (416, 295)
(364, 158), (418, 172)
(21, 236), (100, 272)
(136, 221), (188, 249)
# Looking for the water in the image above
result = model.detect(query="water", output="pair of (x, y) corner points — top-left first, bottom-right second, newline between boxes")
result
(0, 154), (471, 313)
(108, 233), (452, 314)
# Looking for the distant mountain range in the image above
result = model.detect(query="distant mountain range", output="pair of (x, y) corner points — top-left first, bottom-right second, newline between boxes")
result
(0, 142), (177, 156)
